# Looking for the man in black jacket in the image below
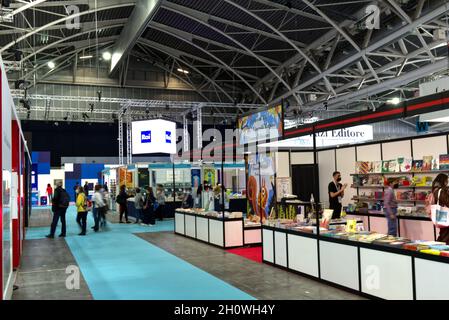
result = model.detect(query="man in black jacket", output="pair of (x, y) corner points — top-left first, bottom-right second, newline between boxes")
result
(46, 181), (69, 238)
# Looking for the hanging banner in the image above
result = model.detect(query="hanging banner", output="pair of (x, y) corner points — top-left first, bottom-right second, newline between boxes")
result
(191, 169), (201, 189)
(238, 105), (283, 145)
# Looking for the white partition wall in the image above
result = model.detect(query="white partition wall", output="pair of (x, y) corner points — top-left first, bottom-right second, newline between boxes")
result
(320, 241), (359, 290)
(274, 231), (287, 267)
(336, 147), (356, 206)
(262, 229), (274, 263)
(275, 152), (290, 178)
(185, 215), (196, 238)
(382, 140), (412, 159)
(415, 258), (449, 300)
(287, 234), (319, 277)
(318, 150), (336, 207)
(291, 152), (314, 165)
(356, 144), (382, 161)
(412, 135), (448, 160)
(175, 213), (185, 234)
(360, 248), (414, 300)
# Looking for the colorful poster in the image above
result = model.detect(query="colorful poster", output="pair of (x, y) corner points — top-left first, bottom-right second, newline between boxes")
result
(191, 169), (201, 188)
(126, 171), (134, 189)
(119, 168), (125, 186)
(440, 154), (449, 170)
(246, 153), (276, 222)
(238, 105), (283, 145)
(138, 168), (149, 188)
(203, 167), (216, 186)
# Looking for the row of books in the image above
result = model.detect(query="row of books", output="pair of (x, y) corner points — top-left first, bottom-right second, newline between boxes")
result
(352, 175), (433, 187)
(354, 190), (430, 201)
(355, 154), (449, 174)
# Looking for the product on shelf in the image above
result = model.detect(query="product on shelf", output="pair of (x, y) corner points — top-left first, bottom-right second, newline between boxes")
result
(373, 161), (382, 173)
(381, 160), (390, 173)
(398, 158), (413, 172)
(412, 160), (423, 172)
(388, 159), (399, 173)
(439, 154), (449, 170)
(422, 156), (433, 171)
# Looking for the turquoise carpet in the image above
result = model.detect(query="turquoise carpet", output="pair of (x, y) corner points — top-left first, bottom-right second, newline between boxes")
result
(26, 207), (254, 300)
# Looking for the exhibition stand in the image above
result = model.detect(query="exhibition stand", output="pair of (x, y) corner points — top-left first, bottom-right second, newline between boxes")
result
(175, 209), (261, 248)
(237, 90), (449, 300)
(1, 59), (32, 300)
(262, 224), (449, 300)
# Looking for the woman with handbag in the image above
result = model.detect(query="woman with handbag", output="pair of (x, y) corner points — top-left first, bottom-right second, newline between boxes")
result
(76, 186), (88, 236)
(429, 174), (449, 244)
(142, 187), (156, 226)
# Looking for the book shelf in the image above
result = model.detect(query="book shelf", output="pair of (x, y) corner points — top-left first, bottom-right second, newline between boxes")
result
(351, 197), (426, 204)
(350, 170), (448, 176)
(351, 184), (432, 189)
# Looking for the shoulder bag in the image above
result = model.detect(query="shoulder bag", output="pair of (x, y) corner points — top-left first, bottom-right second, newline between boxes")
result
(431, 189), (449, 228)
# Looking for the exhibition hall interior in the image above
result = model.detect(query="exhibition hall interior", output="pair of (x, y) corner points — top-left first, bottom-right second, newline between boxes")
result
(1, 0), (449, 303)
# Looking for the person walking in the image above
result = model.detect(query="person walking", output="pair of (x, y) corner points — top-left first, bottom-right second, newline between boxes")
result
(46, 183), (53, 203)
(384, 178), (399, 236)
(134, 188), (144, 224)
(73, 182), (79, 203)
(100, 185), (109, 227)
(116, 185), (131, 223)
(155, 184), (166, 221)
(92, 184), (106, 232)
(75, 186), (88, 236)
(142, 186), (156, 226)
(328, 171), (347, 219)
(83, 182), (89, 197)
(46, 181), (70, 238)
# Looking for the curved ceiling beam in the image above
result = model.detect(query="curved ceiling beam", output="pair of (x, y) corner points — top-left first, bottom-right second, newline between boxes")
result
(301, 0), (380, 83)
(269, 2), (449, 106)
(148, 25), (267, 104)
(159, 5), (295, 102)
(223, 0), (336, 98)
(132, 46), (214, 103)
(20, 24), (124, 63)
(136, 42), (234, 103)
(0, 2), (134, 54)
(138, 38), (259, 81)
(23, 40), (115, 81)
(8, 0), (47, 18)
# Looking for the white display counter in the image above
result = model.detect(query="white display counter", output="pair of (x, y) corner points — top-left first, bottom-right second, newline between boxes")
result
(175, 210), (261, 248)
(262, 225), (449, 300)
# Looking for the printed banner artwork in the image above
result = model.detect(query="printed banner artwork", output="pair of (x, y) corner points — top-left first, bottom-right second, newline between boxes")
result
(238, 105), (283, 145)
(247, 153), (276, 222)
(203, 167), (216, 187)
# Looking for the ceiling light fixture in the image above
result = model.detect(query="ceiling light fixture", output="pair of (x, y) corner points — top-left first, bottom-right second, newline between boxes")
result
(47, 61), (55, 69)
(102, 51), (112, 61)
(79, 55), (93, 60)
(387, 97), (401, 105)
(177, 68), (189, 74)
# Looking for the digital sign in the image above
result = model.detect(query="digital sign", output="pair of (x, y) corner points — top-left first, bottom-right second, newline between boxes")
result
(131, 119), (176, 154)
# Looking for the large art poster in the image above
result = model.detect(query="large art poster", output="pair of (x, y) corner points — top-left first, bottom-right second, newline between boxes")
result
(247, 153), (276, 222)
(238, 105), (283, 145)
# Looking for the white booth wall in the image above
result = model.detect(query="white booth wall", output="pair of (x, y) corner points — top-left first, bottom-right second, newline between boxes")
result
(273, 134), (449, 240)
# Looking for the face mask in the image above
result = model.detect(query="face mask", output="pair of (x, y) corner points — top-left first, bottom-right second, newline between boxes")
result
(337, 177), (342, 182)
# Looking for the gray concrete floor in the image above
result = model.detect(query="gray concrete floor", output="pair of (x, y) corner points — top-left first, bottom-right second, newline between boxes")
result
(12, 238), (92, 300)
(136, 232), (366, 300)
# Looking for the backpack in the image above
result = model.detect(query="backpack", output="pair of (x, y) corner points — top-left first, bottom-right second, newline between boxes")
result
(59, 189), (70, 208)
